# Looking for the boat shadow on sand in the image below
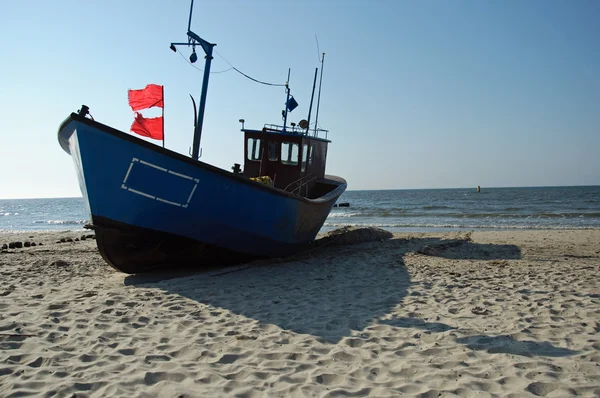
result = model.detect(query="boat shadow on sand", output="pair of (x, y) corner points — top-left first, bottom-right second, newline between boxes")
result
(124, 228), (577, 356)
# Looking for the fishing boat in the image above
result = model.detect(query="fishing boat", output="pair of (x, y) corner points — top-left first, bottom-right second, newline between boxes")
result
(57, 2), (346, 273)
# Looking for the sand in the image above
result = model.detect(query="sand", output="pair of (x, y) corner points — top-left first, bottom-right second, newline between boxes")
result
(1, 228), (599, 397)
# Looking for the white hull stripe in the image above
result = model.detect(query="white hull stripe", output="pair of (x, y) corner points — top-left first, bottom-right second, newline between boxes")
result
(140, 159), (168, 172)
(156, 197), (182, 207)
(186, 183), (198, 205)
(122, 161), (135, 184)
(168, 170), (193, 180)
(121, 158), (199, 208)
(127, 188), (156, 199)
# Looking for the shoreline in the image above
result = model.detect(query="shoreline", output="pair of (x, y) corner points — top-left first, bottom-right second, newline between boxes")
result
(1, 228), (599, 397)
(3, 223), (600, 236)
(322, 225), (600, 234)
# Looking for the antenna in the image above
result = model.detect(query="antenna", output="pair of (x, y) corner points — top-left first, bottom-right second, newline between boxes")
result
(169, 1), (216, 160)
(187, 0), (194, 32)
(305, 68), (318, 134)
(313, 53), (325, 136)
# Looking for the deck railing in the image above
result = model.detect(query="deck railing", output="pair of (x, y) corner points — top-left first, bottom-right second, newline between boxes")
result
(263, 124), (329, 140)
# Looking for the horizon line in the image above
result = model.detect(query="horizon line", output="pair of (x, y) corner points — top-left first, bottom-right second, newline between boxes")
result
(1, 184), (599, 200)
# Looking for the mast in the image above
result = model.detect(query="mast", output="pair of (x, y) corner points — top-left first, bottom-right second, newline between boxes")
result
(281, 69), (291, 133)
(161, 85), (165, 148)
(305, 68), (318, 134)
(313, 53), (325, 136)
(170, 1), (216, 160)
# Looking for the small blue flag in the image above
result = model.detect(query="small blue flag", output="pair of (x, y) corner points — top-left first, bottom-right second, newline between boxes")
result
(286, 96), (298, 112)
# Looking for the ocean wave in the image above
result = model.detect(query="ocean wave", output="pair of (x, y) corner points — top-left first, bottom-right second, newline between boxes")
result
(475, 212), (600, 219)
(457, 212), (600, 219)
(422, 205), (451, 210)
(33, 220), (88, 225)
(0, 227), (88, 234)
(327, 212), (362, 218)
(323, 222), (600, 230)
(341, 211), (600, 219)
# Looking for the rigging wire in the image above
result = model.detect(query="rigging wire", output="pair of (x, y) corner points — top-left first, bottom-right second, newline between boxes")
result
(315, 35), (321, 64)
(177, 47), (285, 87)
(176, 48), (233, 74)
(215, 50), (286, 87)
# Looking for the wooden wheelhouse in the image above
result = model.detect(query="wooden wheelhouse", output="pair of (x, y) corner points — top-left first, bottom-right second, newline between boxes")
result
(241, 124), (332, 199)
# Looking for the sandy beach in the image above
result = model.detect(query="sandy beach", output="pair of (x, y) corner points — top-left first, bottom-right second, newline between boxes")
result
(1, 228), (599, 397)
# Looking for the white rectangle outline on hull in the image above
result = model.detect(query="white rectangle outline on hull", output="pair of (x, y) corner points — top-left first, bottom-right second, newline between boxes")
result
(121, 158), (199, 208)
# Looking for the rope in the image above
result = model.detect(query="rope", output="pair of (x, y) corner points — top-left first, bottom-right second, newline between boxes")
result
(176, 49), (233, 74)
(177, 48), (285, 87)
(215, 50), (286, 87)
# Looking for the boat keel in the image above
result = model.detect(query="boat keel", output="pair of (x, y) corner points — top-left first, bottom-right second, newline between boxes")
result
(90, 216), (260, 274)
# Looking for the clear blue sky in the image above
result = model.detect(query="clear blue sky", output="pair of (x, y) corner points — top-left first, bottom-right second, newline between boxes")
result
(1, 0), (599, 199)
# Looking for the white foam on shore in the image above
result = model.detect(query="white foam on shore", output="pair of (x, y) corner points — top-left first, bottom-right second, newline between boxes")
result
(327, 212), (362, 218)
(32, 219), (87, 225)
(324, 221), (600, 230)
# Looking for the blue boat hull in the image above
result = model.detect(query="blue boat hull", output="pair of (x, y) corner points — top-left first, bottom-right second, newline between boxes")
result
(58, 114), (346, 273)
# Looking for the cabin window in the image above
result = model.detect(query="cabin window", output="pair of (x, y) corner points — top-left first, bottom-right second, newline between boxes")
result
(247, 138), (263, 161)
(308, 145), (315, 166)
(281, 142), (299, 165)
(268, 141), (279, 161)
(301, 144), (308, 172)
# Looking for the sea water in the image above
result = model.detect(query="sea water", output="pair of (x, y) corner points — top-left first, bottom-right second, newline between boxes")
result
(1, 186), (599, 233)
(325, 186), (600, 232)
(0, 197), (89, 232)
